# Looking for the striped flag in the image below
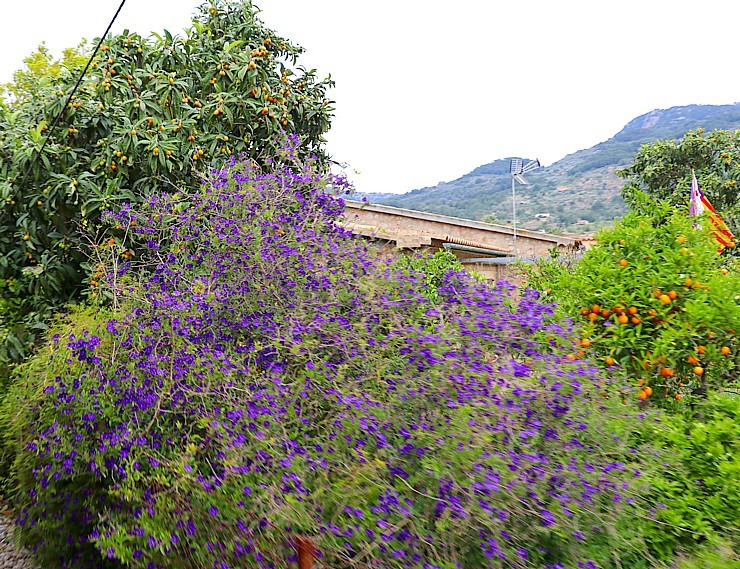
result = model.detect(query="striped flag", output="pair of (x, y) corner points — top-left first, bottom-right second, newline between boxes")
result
(690, 171), (735, 251)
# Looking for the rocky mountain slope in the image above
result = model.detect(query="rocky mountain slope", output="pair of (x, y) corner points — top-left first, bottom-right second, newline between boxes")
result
(365, 103), (740, 233)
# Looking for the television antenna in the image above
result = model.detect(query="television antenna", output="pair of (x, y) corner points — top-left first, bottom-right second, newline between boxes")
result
(509, 158), (540, 257)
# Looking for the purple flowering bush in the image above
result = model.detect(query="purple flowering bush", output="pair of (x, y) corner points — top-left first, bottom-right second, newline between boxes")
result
(7, 141), (658, 568)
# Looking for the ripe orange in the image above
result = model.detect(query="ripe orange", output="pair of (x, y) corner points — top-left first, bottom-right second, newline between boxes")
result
(628, 306), (638, 315)
(637, 390), (648, 400)
(720, 346), (731, 355)
(644, 386), (653, 397)
(588, 313), (599, 322)
(591, 304), (601, 314)
(580, 307), (590, 316)
(697, 345), (706, 355)
(580, 338), (591, 348)
(600, 309), (611, 318)
(659, 367), (675, 378)
(631, 316), (641, 325)
(684, 278), (693, 287)
(619, 259), (629, 267)
(617, 314), (629, 325)
(687, 354), (699, 365)
(693, 366), (704, 376)
(605, 356), (615, 366)
(659, 294), (671, 305)
(667, 290), (678, 300)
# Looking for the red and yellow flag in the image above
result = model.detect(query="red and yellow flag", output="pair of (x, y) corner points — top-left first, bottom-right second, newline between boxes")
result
(690, 171), (735, 252)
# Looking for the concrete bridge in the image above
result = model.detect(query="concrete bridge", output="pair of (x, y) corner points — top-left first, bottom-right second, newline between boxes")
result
(341, 200), (579, 280)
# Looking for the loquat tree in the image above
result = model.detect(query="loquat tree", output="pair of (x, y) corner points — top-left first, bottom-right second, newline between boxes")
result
(0, 0), (334, 363)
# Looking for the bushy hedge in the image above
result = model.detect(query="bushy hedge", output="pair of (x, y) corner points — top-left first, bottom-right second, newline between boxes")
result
(7, 141), (663, 568)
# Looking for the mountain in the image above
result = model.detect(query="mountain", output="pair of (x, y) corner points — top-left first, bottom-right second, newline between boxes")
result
(363, 103), (740, 234)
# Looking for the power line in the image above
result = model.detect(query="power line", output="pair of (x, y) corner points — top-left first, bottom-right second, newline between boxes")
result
(17, 0), (128, 190)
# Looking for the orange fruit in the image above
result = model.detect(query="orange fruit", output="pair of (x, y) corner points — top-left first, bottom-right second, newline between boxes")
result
(637, 390), (648, 400)
(687, 355), (699, 365)
(631, 316), (641, 325)
(580, 338), (591, 348)
(667, 290), (677, 300)
(659, 367), (675, 378)
(684, 278), (693, 287)
(588, 313), (599, 322)
(591, 304), (601, 314)
(605, 356), (615, 366)
(659, 294), (671, 305)
(600, 309), (611, 318)
(693, 366), (704, 376)
(676, 235), (685, 244)
(720, 346), (731, 355)
(617, 314), (629, 325)
(628, 306), (638, 315)
(697, 345), (706, 355)
(644, 386), (653, 397)
(580, 307), (591, 316)
(619, 259), (629, 267)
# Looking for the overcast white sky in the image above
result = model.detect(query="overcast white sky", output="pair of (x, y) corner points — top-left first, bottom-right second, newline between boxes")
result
(2, 0), (740, 194)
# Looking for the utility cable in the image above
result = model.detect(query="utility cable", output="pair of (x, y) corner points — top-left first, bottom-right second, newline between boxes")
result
(17, 0), (128, 190)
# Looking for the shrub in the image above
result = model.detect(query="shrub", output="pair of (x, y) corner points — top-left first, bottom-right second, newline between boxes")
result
(8, 143), (659, 568)
(628, 393), (740, 558)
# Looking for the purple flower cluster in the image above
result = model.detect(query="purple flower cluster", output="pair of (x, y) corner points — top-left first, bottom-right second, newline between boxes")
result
(11, 140), (650, 568)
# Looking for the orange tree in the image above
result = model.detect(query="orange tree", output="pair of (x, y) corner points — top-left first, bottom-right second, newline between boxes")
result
(524, 192), (739, 405)
(0, 0), (334, 363)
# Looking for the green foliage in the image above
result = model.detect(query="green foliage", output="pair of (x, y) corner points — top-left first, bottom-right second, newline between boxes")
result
(396, 249), (466, 302)
(1, 41), (90, 104)
(523, 194), (740, 403)
(619, 128), (740, 241)
(0, 0), (334, 365)
(631, 393), (740, 558)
